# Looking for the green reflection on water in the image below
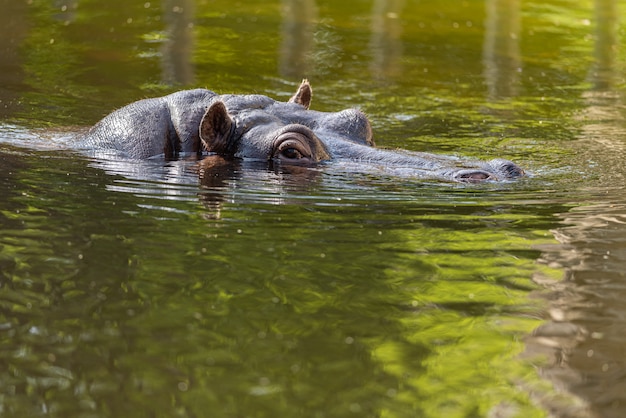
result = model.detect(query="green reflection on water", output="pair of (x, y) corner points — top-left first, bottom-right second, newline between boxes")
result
(0, 148), (562, 417)
(8, 0), (616, 130)
(2, 0), (624, 416)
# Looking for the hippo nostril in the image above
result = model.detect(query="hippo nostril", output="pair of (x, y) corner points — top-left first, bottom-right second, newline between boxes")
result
(454, 169), (494, 183)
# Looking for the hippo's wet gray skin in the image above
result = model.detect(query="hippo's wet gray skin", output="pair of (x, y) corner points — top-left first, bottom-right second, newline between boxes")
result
(80, 80), (524, 182)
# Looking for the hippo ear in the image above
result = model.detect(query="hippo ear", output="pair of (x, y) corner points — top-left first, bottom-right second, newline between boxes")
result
(288, 79), (312, 110)
(200, 101), (235, 155)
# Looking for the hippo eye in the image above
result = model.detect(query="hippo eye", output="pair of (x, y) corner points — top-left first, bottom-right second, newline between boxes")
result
(281, 147), (304, 159)
(273, 129), (325, 166)
(274, 137), (312, 164)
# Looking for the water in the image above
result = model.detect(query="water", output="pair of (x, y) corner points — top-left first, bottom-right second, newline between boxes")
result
(1, 0), (626, 416)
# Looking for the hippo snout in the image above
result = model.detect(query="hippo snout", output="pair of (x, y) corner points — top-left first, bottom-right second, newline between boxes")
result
(452, 159), (525, 182)
(488, 158), (525, 179)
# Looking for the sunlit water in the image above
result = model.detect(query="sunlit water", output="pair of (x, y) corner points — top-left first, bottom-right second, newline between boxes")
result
(2, 0), (626, 417)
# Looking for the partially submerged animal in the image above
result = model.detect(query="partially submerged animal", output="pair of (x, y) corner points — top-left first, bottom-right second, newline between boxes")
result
(79, 80), (524, 182)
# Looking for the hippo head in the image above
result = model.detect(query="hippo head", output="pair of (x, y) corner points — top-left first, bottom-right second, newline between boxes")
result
(198, 80), (524, 182)
(199, 80), (373, 166)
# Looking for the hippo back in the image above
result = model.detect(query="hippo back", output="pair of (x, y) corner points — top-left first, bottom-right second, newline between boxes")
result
(80, 89), (218, 159)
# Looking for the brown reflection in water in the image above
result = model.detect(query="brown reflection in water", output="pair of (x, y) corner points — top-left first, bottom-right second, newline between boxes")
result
(197, 155), (240, 219)
(161, 0), (195, 85)
(577, 0), (626, 176)
(589, 0), (619, 91)
(197, 155), (323, 219)
(369, 0), (405, 80)
(530, 203), (626, 418)
(279, 0), (318, 79)
(279, 0), (406, 81)
(0, 0), (28, 119)
(482, 0), (521, 100)
(526, 1), (626, 417)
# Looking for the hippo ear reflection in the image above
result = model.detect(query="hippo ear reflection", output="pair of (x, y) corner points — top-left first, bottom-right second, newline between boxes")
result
(197, 155), (241, 219)
(196, 155), (323, 219)
(199, 101), (235, 155)
(288, 79), (312, 109)
(198, 155), (239, 188)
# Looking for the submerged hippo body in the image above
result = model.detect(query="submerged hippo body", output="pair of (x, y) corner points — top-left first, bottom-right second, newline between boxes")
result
(80, 80), (524, 182)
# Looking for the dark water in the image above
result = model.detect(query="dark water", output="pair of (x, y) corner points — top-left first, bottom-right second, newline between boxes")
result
(1, 0), (626, 417)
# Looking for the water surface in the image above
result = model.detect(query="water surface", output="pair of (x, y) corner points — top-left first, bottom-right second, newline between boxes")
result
(1, 0), (626, 417)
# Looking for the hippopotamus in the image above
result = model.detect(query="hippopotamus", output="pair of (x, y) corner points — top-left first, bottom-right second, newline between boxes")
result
(80, 80), (524, 182)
